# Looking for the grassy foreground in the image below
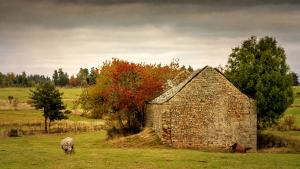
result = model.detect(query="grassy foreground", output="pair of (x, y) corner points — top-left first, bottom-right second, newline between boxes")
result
(0, 87), (300, 168)
(0, 131), (299, 169)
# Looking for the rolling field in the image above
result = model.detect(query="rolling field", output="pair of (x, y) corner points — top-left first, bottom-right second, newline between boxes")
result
(291, 86), (300, 107)
(285, 86), (300, 127)
(0, 87), (104, 137)
(0, 109), (101, 124)
(284, 108), (300, 127)
(0, 87), (82, 101)
(0, 87), (300, 169)
(0, 87), (82, 109)
(0, 131), (300, 169)
(0, 87), (96, 124)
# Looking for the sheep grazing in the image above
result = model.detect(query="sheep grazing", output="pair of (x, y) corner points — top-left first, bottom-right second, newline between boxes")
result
(230, 143), (252, 153)
(60, 137), (74, 154)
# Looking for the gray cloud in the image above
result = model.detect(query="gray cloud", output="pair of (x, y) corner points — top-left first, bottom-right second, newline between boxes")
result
(34, 0), (300, 6)
(0, 0), (299, 76)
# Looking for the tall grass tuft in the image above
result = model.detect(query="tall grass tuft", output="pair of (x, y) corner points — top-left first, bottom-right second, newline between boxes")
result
(0, 120), (105, 137)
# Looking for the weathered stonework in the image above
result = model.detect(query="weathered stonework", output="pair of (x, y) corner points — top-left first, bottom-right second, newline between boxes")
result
(146, 66), (257, 151)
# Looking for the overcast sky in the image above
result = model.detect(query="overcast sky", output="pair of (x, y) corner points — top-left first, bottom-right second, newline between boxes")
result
(0, 0), (299, 76)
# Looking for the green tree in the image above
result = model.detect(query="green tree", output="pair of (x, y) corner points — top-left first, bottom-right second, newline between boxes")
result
(87, 67), (98, 85)
(58, 68), (69, 86)
(30, 82), (67, 132)
(0, 72), (4, 87)
(5, 73), (16, 87)
(187, 65), (194, 72)
(77, 68), (89, 86)
(225, 36), (294, 128)
(27, 74), (51, 87)
(52, 70), (59, 86)
(180, 65), (186, 71)
(15, 72), (28, 87)
(291, 72), (299, 86)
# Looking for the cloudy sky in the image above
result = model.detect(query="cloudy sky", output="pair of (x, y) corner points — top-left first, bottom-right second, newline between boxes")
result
(0, 0), (299, 76)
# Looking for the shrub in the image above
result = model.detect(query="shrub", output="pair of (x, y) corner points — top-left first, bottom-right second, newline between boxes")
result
(106, 126), (121, 140)
(257, 133), (287, 149)
(283, 115), (296, 130)
(12, 98), (19, 110)
(8, 96), (13, 104)
(26, 99), (33, 105)
(276, 115), (296, 131)
(64, 110), (72, 114)
(8, 128), (22, 137)
(258, 132), (300, 152)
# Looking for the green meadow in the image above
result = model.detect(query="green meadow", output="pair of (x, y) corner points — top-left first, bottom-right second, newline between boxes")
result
(0, 87), (82, 109)
(0, 87), (82, 101)
(0, 87), (300, 169)
(0, 131), (300, 169)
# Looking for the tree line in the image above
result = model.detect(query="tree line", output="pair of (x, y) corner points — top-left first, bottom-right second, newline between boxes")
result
(0, 67), (99, 87)
(29, 60), (193, 133)
(0, 72), (50, 87)
(28, 36), (299, 135)
(74, 36), (298, 136)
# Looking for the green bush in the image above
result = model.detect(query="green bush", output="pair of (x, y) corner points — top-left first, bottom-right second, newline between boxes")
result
(277, 115), (296, 131)
(8, 96), (13, 104)
(64, 110), (72, 114)
(257, 133), (288, 149)
(106, 126), (121, 140)
(12, 98), (19, 110)
(8, 128), (21, 137)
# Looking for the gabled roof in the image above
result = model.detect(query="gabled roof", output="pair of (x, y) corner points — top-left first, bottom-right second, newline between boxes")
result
(149, 66), (209, 104)
(149, 65), (253, 104)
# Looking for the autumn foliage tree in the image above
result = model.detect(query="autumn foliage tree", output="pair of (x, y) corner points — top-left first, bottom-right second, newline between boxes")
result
(78, 59), (180, 135)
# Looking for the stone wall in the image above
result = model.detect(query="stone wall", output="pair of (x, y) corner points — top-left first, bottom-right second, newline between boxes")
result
(146, 67), (257, 151)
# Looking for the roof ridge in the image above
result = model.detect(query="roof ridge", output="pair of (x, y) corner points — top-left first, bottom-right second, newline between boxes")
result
(149, 66), (210, 104)
(213, 67), (254, 99)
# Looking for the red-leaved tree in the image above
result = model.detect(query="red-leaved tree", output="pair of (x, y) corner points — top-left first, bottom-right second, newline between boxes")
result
(78, 59), (180, 135)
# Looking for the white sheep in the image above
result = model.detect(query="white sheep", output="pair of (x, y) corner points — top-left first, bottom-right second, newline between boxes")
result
(60, 137), (74, 154)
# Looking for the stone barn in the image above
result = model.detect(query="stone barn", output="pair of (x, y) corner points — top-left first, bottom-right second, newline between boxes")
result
(145, 66), (257, 151)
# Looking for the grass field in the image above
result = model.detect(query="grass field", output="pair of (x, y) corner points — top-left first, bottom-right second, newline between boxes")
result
(0, 87), (300, 169)
(284, 107), (300, 127)
(0, 87), (82, 109)
(0, 109), (100, 124)
(0, 88), (103, 136)
(284, 86), (300, 127)
(291, 86), (300, 107)
(0, 87), (82, 101)
(0, 131), (300, 169)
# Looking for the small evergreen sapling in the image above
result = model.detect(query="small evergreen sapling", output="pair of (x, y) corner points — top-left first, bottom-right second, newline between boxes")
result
(30, 82), (68, 132)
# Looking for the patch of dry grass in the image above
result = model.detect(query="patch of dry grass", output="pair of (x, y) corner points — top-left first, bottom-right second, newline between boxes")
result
(107, 128), (167, 148)
(0, 109), (106, 137)
(259, 130), (300, 153)
(0, 120), (105, 137)
(0, 100), (32, 110)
